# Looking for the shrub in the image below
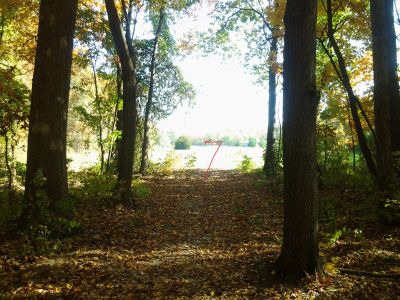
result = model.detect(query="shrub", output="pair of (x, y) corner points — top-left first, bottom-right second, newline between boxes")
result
(147, 151), (181, 175)
(69, 167), (116, 206)
(185, 153), (197, 169)
(132, 180), (151, 199)
(236, 155), (256, 173)
(175, 136), (191, 150)
(248, 137), (257, 147)
(0, 189), (23, 227)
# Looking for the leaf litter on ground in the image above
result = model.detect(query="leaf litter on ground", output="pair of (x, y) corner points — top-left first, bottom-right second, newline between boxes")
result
(0, 170), (399, 299)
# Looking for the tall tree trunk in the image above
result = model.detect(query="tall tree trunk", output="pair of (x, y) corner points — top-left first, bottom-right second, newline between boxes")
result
(370, 0), (400, 189)
(0, 11), (5, 46)
(5, 134), (13, 192)
(277, 110), (282, 167)
(323, 126), (327, 170)
(263, 36), (278, 177)
(325, 0), (377, 178)
(106, 65), (122, 173)
(274, 0), (320, 281)
(347, 110), (356, 172)
(20, 0), (78, 228)
(105, 0), (137, 206)
(140, 7), (164, 175)
(90, 59), (105, 173)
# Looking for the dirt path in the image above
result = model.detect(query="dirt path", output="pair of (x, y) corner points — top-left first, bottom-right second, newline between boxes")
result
(1, 170), (399, 299)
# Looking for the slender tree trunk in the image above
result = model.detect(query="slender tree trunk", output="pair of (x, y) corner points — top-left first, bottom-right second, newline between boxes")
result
(274, 0), (320, 281)
(106, 65), (122, 172)
(90, 59), (105, 173)
(140, 8), (164, 175)
(20, 0), (78, 228)
(98, 122), (104, 172)
(347, 110), (356, 172)
(105, 0), (137, 206)
(370, 0), (400, 189)
(5, 134), (13, 192)
(0, 11), (5, 46)
(325, 0), (377, 178)
(263, 36), (278, 177)
(323, 126), (327, 170)
(276, 109), (282, 168)
(121, 0), (135, 56)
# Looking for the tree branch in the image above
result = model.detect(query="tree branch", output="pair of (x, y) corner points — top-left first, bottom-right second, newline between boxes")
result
(338, 268), (400, 279)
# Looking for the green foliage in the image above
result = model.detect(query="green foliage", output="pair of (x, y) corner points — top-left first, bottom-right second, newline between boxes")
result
(320, 195), (337, 232)
(51, 217), (81, 236)
(327, 226), (363, 246)
(19, 225), (64, 256)
(247, 137), (257, 147)
(69, 167), (116, 207)
(15, 161), (26, 179)
(132, 180), (151, 199)
(329, 226), (347, 245)
(30, 169), (51, 221)
(233, 205), (244, 214)
(184, 153), (197, 169)
(0, 66), (30, 136)
(380, 198), (400, 225)
(175, 136), (191, 150)
(148, 151), (181, 175)
(253, 214), (263, 225)
(0, 189), (23, 227)
(258, 138), (267, 149)
(236, 155), (256, 173)
(24, 170), (80, 237)
(159, 151), (181, 174)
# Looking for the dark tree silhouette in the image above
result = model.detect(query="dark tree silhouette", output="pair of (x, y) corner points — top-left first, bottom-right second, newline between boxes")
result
(21, 0), (78, 228)
(371, 0), (400, 189)
(275, 0), (320, 281)
(105, 0), (137, 206)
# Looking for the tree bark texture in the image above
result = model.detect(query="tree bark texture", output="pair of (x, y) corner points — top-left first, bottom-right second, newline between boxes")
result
(140, 8), (164, 175)
(105, 0), (137, 206)
(274, 0), (320, 281)
(263, 36), (278, 177)
(373, 0), (400, 154)
(370, 0), (400, 189)
(325, 0), (377, 178)
(22, 0), (78, 227)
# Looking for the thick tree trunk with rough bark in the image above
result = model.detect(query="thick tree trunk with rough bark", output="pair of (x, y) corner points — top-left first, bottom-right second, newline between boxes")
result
(325, 0), (377, 178)
(274, 0), (320, 281)
(370, 0), (400, 189)
(105, 0), (137, 206)
(140, 8), (164, 175)
(263, 36), (278, 177)
(20, 0), (78, 228)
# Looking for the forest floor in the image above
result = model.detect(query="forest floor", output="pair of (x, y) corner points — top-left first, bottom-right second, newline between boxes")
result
(0, 170), (399, 299)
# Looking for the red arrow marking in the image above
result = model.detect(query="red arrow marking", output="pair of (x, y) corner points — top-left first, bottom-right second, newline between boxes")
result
(204, 140), (223, 179)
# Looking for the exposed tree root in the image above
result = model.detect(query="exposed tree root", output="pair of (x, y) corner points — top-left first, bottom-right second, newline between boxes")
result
(338, 268), (400, 279)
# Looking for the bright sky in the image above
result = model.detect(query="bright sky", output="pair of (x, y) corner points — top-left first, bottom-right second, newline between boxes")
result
(157, 55), (268, 136)
(156, 1), (400, 138)
(156, 5), (270, 137)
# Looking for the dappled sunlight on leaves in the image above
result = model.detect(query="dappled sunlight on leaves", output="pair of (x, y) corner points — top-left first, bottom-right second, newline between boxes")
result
(1, 170), (399, 298)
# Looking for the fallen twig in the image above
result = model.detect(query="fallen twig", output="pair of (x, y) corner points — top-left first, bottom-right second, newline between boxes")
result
(338, 268), (400, 279)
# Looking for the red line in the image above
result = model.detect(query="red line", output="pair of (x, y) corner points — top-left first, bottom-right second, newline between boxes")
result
(204, 140), (222, 179)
